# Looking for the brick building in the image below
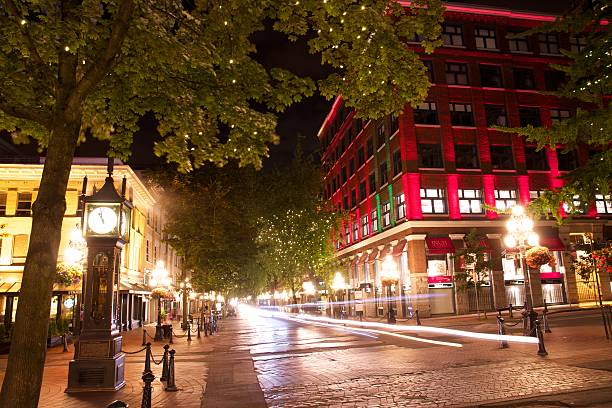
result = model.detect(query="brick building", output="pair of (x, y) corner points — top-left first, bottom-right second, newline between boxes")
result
(318, 3), (612, 318)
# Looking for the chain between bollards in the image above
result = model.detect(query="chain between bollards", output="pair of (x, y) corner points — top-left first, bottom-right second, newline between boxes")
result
(535, 319), (548, 356)
(141, 371), (155, 408)
(165, 349), (178, 392)
(497, 316), (509, 349)
(161, 344), (170, 382)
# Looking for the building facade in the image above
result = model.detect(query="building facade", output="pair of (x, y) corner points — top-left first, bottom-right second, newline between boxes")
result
(0, 158), (183, 332)
(318, 3), (612, 318)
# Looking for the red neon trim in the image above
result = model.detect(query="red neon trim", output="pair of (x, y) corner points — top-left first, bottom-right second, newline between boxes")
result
(446, 174), (461, 220)
(317, 96), (343, 140)
(482, 175), (497, 219)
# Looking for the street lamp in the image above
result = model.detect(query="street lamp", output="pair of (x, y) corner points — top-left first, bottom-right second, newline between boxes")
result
(380, 255), (399, 324)
(331, 272), (347, 318)
(178, 277), (193, 329)
(504, 205), (539, 336)
(302, 281), (316, 313)
(149, 260), (170, 341)
(63, 224), (87, 334)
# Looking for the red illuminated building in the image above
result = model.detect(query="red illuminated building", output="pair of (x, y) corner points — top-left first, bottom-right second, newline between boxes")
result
(318, 3), (612, 318)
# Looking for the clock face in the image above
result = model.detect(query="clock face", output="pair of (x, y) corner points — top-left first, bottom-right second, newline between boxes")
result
(87, 206), (118, 234)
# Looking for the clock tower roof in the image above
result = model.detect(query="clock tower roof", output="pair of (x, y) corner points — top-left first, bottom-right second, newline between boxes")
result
(85, 176), (123, 204)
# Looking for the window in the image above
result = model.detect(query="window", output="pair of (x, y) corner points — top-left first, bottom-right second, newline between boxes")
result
(491, 145), (514, 170)
(595, 195), (612, 214)
(446, 63), (469, 85)
(423, 60), (434, 82)
(550, 109), (570, 125)
(538, 33), (560, 54)
(455, 144), (480, 169)
(413, 102), (438, 125)
(344, 225), (350, 244)
(359, 180), (367, 201)
(349, 159), (355, 175)
(545, 70), (567, 91)
(376, 124), (385, 149)
(352, 222), (359, 241)
(420, 188), (447, 214)
(418, 143), (444, 168)
(557, 148), (578, 171)
(508, 32), (530, 53)
(458, 189), (483, 214)
(154, 245), (157, 261)
(379, 161), (388, 186)
(395, 193), (406, 220)
(361, 214), (369, 236)
(513, 68), (536, 90)
(146, 240), (150, 262)
(381, 202), (391, 227)
(530, 190), (546, 200)
(519, 107), (541, 127)
(341, 167), (347, 184)
(570, 35), (587, 53)
(357, 147), (365, 167)
(12, 234), (29, 258)
(475, 27), (497, 49)
(495, 190), (517, 210)
(332, 178), (337, 192)
(0, 192), (6, 215)
(485, 105), (507, 127)
(449, 103), (474, 126)
(16, 192), (32, 216)
(563, 195), (583, 214)
(389, 112), (399, 134)
(525, 147), (549, 170)
(350, 189), (357, 208)
(341, 137), (346, 153)
(480, 65), (503, 88)
(343, 195), (349, 210)
(368, 172), (377, 195)
(392, 149), (402, 176)
(442, 23), (463, 46)
(371, 209), (378, 232)
(366, 138), (374, 158)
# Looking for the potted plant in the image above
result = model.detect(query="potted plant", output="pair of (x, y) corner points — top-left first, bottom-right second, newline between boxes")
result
(54, 263), (83, 286)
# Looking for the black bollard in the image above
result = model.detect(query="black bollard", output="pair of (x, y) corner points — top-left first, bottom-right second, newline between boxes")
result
(544, 299), (548, 313)
(497, 317), (509, 349)
(143, 342), (152, 375)
(161, 344), (170, 381)
(522, 311), (529, 336)
(62, 333), (68, 352)
(535, 320), (548, 356)
(197, 320), (201, 339)
(165, 349), (178, 392)
(415, 310), (422, 326)
(187, 322), (192, 342)
(141, 371), (155, 408)
(509, 303), (513, 318)
(543, 310), (552, 333)
(142, 329), (147, 346)
(204, 317), (208, 337)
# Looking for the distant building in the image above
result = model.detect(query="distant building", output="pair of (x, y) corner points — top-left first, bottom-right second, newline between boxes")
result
(318, 3), (611, 318)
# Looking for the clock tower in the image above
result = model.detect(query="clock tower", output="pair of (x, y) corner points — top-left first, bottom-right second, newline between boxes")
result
(67, 159), (132, 392)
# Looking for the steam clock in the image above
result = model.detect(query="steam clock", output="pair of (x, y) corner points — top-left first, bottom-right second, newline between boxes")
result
(67, 160), (132, 392)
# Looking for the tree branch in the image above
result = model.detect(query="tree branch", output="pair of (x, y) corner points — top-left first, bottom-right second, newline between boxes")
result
(68, 0), (136, 107)
(0, 94), (52, 128)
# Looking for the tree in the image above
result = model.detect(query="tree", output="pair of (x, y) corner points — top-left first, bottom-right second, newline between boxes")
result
(0, 1), (442, 404)
(497, 0), (611, 221)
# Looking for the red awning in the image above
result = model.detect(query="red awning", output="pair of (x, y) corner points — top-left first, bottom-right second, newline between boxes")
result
(479, 240), (493, 253)
(426, 237), (455, 254)
(540, 236), (565, 251)
(393, 240), (407, 256)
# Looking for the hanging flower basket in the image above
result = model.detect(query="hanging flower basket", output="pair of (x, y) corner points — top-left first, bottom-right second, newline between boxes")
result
(151, 287), (174, 300)
(525, 246), (555, 269)
(593, 244), (612, 273)
(54, 263), (82, 286)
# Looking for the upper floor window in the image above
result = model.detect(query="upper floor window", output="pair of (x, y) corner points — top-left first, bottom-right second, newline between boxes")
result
(491, 145), (515, 170)
(418, 143), (444, 168)
(369, 172), (377, 195)
(392, 149), (402, 176)
(442, 23), (464, 47)
(513, 68), (536, 90)
(507, 32), (530, 53)
(449, 103), (474, 127)
(361, 214), (369, 237)
(366, 138), (374, 158)
(359, 180), (367, 202)
(480, 65), (503, 88)
(519, 107), (541, 127)
(557, 148), (578, 171)
(146, 240), (150, 262)
(352, 222), (359, 241)
(570, 35), (587, 53)
(525, 147), (549, 171)
(357, 147), (365, 167)
(343, 195), (349, 210)
(545, 70), (567, 91)
(530, 190), (547, 200)
(455, 144), (480, 169)
(539, 33), (560, 54)
(475, 27), (497, 49)
(344, 224), (351, 244)
(0, 192), (6, 216)
(376, 124), (386, 149)
(595, 194), (612, 214)
(395, 193), (406, 220)
(485, 105), (507, 127)
(341, 167), (348, 184)
(349, 159), (356, 175)
(446, 63), (469, 85)
(350, 188), (357, 208)
(423, 60), (434, 82)
(550, 109), (571, 125)
(458, 189), (484, 214)
(420, 188), (447, 214)
(495, 189), (517, 210)
(16, 192), (32, 216)
(413, 102), (438, 125)
(389, 112), (399, 134)
(12, 234), (29, 258)
(381, 202), (391, 227)
(379, 161), (388, 186)
(371, 209), (378, 232)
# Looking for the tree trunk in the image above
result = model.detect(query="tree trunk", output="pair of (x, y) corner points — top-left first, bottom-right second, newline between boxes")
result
(0, 117), (80, 407)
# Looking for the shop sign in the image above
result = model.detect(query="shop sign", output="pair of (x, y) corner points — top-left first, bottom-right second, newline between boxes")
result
(428, 275), (452, 283)
(354, 290), (363, 300)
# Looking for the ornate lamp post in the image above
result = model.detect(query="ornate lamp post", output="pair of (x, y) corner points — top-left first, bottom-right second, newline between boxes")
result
(380, 255), (399, 324)
(504, 205), (539, 336)
(331, 272), (347, 318)
(179, 277), (192, 329)
(63, 224), (87, 334)
(149, 260), (170, 341)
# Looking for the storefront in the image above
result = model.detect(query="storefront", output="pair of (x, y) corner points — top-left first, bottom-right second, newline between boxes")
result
(539, 236), (566, 305)
(425, 237), (456, 314)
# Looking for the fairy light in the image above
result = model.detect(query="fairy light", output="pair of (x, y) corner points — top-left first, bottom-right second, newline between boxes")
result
(20, 19), (26, 25)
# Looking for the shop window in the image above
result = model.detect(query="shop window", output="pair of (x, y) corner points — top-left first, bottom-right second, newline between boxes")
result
(418, 143), (444, 168)
(557, 148), (578, 171)
(449, 103), (474, 127)
(357, 147), (365, 167)
(455, 144), (480, 169)
(389, 112), (399, 134)
(494, 189), (517, 210)
(376, 124), (385, 149)
(427, 254), (451, 282)
(485, 105), (507, 127)
(423, 60), (434, 82)
(550, 109), (571, 124)
(395, 193), (406, 220)
(16, 192), (32, 216)
(341, 166), (347, 184)
(513, 68), (536, 90)
(379, 161), (388, 186)
(368, 172), (377, 195)
(545, 70), (567, 91)
(525, 147), (549, 171)
(518, 107), (541, 127)
(480, 65), (503, 88)
(413, 102), (438, 125)
(563, 195), (583, 214)
(442, 23), (464, 46)
(458, 189), (483, 214)
(595, 195), (612, 214)
(538, 33), (560, 54)
(491, 146), (514, 169)
(392, 149), (402, 176)
(420, 188), (447, 214)
(445, 63), (469, 85)
(366, 138), (374, 158)
(507, 32), (530, 53)
(0, 192), (6, 215)
(361, 214), (369, 237)
(350, 189), (357, 208)
(352, 222), (359, 241)
(371, 209), (378, 232)
(475, 27), (497, 49)
(570, 35), (587, 53)
(12, 234), (29, 258)
(349, 159), (355, 175)
(359, 180), (367, 201)
(381, 202), (391, 227)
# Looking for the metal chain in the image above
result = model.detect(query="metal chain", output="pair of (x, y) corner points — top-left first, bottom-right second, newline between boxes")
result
(123, 346), (147, 355)
(150, 351), (163, 365)
(504, 319), (524, 327)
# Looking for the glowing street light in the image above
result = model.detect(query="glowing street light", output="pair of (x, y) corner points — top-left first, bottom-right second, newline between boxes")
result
(149, 260), (170, 341)
(380, 255), (399, 324)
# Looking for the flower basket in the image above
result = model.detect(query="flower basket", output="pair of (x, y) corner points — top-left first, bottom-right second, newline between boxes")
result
(593, 244), (612, 273)
(525, 246), (555, 269)
(54, 263), (82, 286)
(151, 287), (174, 300)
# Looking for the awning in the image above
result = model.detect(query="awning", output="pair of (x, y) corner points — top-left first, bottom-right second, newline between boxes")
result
(393, 240), (407, 256)
(120, 282), (151, 294)
(426, 237), (455, 254)
(53, 282), (81, 292)
(540, 236), (565, 251)
(0, 282), (21, 293)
